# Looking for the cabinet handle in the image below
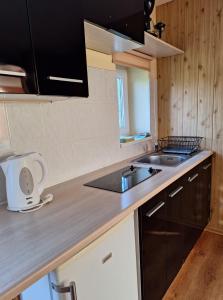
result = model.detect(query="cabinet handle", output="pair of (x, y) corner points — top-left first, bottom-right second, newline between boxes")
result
(51, 281), (77, 300)
(203, 163), (212, 170)
(188, 173), (199, 183)
(70, 282), (78, 300)
(0, 65), (26, 77)
(102, 252), (113, 264)
(169, 186), (184, 198)
(146, 201), (165, 218)
(47, 76), (83, 83)
(0, 70), (26, 77)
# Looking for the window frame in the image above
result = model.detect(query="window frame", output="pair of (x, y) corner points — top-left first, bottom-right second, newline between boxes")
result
(116, 67), (130, 136)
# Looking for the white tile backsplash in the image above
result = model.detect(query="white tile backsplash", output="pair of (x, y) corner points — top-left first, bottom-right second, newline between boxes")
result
(1, 67), (152, 188)
(0, 103), (10, 151)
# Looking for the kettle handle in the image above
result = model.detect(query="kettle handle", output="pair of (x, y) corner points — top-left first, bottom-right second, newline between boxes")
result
(32, 153), (47, 195)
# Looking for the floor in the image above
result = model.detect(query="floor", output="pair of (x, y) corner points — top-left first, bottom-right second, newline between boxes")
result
(164, 231), (223, 300)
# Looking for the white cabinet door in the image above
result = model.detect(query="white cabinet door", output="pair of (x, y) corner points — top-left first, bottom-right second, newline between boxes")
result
(50, 214), (139, 300)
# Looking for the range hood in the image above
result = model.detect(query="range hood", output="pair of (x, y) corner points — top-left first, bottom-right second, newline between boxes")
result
(84, 21), (143, 55)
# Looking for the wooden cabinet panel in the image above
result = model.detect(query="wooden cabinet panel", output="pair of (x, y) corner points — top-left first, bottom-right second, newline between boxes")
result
(157, 0), (223, 234)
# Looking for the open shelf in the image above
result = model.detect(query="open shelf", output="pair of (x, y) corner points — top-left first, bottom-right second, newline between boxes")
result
(136, 31), (184, 58)
(84, 21), (183, 58)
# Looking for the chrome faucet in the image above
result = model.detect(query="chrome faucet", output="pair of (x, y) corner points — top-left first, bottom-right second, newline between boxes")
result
(154, 143), (159, 153)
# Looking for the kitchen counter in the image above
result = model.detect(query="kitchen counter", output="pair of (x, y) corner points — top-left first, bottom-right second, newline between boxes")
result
(0, 150), (213, 300)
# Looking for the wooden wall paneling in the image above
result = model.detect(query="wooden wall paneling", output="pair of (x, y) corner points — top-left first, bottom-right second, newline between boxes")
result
(157, 0), (223, 233)
(212, 140), (223, 231)
(165, 2), (183, 135)
(197, 0), (216, 149)
(168, 0), (185, 136)
(157, 0), (185, 137)
(158, 57), (171, 137)
(167, 55), (184, 136)
(211, 0), (223, 231)
(182, 0), (199, 136)
(157, 0), (169, 137)
(213, 0), (223, 143)
(158, 2), (173, 45)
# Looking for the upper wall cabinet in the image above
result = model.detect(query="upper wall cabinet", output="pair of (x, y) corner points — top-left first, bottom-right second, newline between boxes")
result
(0, 0), (37, 94)
(27, 0), (88, 97)
(84, 0), (145, 44)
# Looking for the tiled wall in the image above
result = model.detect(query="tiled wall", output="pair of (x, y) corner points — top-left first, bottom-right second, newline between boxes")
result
(0, 67), (152, 202)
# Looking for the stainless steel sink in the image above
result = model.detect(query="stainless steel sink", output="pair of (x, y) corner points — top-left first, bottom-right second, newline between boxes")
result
(134, 153), (190, 167)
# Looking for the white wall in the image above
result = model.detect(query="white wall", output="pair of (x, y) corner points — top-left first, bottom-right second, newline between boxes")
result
(0, 63), (153, 203)
(0, 103), (10, 150)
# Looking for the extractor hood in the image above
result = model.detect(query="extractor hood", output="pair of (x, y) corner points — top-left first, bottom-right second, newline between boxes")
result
(84, 21), (143, 55)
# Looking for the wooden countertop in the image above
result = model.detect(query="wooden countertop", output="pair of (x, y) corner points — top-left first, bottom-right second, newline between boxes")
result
(0, 150), (212, 300)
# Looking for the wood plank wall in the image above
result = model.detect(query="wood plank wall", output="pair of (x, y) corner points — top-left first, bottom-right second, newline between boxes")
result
(157, 0), (223, 233)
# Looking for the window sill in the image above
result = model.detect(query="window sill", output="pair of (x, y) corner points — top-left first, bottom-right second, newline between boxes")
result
(120, 136), (152, 148)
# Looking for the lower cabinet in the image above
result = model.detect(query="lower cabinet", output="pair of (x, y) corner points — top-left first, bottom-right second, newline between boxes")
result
(21, 157), (212, 300)
(50, 214), (139, 300)
(165, 178), (187, 286)
(139, 190), (167, 300)
(138, 156), (212, 300)
(21, 214), (139, 300)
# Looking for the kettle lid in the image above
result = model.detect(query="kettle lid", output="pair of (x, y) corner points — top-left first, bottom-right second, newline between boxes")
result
(1, 152), (36, 163)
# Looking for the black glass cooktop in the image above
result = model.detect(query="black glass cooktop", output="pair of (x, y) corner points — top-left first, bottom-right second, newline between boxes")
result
(85, 166), (162, 193)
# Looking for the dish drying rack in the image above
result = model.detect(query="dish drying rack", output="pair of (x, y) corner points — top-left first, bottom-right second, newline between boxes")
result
(158, 136), (203, 155)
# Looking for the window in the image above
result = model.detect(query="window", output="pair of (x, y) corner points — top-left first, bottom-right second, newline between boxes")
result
(116, 66), (150, 143)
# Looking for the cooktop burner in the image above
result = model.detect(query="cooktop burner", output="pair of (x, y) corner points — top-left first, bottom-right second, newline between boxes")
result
(85, 166), (161, 193)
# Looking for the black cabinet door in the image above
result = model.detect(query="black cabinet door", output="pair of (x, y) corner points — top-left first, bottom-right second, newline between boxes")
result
(165, 178), (186, 286)
(27, 0), (88, 97)
(138, 157), (213, 300)
(0, 0), (37, 94)
(84, 0), (144, 44)
(198, 158), (212, 226)
(139, 191), (167, 300)
(108, 0), (144, 44)
(182, 167), (203, 257)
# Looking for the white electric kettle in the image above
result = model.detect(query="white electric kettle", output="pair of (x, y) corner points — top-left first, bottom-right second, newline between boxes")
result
(0, 152), (47, 211)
